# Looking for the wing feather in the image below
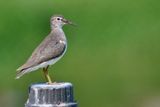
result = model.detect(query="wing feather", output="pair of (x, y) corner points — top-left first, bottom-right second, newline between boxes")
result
(17, 33), (66, 72)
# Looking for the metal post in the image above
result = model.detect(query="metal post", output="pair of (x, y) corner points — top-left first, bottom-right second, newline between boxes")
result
(25, 82), (77, 107)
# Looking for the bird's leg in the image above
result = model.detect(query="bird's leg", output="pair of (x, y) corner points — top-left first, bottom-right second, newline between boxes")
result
(43, 66), (52, 84)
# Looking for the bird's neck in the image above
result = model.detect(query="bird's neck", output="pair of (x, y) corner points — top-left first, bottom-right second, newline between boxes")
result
(51, 27), (64, 34)
(50, 27), (66, 41)
(51, 24), (63, 30)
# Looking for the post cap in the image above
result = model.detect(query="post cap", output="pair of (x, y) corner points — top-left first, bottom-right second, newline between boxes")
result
(25, 82), (77, 107)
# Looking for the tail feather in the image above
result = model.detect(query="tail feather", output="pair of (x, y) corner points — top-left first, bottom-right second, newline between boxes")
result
(16, 63), (32, 79)
(16, 64), (43, 79)
(16, 69), (27, 79)
(16, 67), (33, 79)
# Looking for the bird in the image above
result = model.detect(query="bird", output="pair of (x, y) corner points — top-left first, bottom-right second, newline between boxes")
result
(16, 15), (74, 84)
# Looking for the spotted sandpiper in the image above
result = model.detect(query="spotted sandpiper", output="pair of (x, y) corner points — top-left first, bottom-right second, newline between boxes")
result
(16, 15), (74, 84)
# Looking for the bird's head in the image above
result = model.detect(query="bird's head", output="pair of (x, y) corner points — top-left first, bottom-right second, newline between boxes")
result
(50, 15), (74, 29)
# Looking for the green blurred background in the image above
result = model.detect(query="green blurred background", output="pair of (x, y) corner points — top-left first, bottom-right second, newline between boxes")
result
(0, 0), (160, 107)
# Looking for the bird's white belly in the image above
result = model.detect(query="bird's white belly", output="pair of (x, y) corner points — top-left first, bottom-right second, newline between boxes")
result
(39, 55), (64, 68)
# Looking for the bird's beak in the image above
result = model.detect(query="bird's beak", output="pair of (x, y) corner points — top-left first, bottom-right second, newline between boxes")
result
(62, 18), (76, 26)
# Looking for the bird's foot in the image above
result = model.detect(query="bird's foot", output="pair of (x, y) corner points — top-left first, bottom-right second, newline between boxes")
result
(46, 81), (57, 85)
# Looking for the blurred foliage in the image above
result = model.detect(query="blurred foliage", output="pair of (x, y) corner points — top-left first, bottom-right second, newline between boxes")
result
(0, 0), (160, 107)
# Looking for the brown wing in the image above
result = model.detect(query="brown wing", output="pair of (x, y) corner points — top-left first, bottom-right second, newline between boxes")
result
(17, 34), (66, 71)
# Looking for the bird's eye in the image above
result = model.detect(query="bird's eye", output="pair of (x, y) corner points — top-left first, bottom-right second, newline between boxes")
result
(57, 18), (60, 20)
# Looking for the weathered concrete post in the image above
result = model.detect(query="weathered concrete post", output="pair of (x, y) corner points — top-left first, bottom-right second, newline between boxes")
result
(25, 82), (77, 107)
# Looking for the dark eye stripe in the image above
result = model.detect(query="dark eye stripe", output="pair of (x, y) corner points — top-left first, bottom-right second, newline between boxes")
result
(57, 18), (60, 20)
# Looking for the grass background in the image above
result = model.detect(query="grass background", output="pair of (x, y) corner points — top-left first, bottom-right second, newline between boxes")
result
(0, 0), (160, 107)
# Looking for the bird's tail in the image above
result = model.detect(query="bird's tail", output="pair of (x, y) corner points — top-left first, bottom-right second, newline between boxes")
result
(16, 65), (40, 79)
(15, 69), (27, 79)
